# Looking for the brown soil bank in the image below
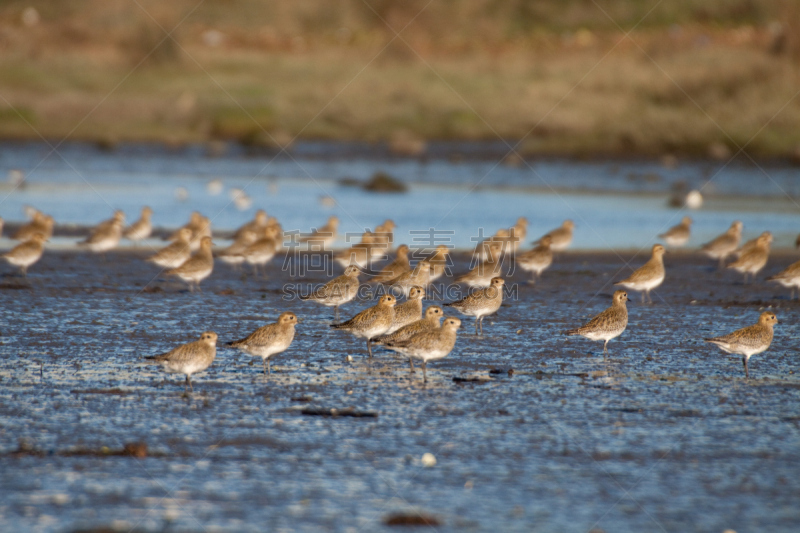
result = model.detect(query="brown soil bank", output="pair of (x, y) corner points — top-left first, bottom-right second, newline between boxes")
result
(1, 1), (800, 158)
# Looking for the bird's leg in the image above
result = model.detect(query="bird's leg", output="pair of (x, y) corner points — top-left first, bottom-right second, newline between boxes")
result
(422, 361), (427, 383)
(185, 375), (192, 392)
(367, 338), (373, 358)
(743, 357), (749, 379)
(603, 340), (609, 355)
(474, 319), (479, 335)
(641, 292), (645, 304)
(21, 267), (27, 278)
(409, 358), (415, 373)
(479, 316), (484, 335)
(334, 306), (339, 321)
(262, 358), (268, 376)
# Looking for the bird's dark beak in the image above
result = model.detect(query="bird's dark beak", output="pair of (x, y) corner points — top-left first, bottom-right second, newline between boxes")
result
(627, 297), (632, 302)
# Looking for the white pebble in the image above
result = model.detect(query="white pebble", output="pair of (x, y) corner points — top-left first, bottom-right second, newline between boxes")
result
(421, 453), (436, 467)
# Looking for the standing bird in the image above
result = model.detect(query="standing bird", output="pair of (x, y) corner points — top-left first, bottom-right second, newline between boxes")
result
(516, 235), (553, 283)
(227, 312), (298, 376)
(537, 220), (575, 251)
(241, 225), (280, 276)
(736, 231), (772, 258)
(444, 277), (505, 335)
(233, 210), (268, 240)
(701, 221), (743, 268)
(165, 236), (214, 292)
(216, 228), (259, 268)
(299, 215), (339, 249)
(371, 244), (411, 284)
(79, 212), (124, 254)
(456, 242), (504, 288)
(727, 232), (772, 283)
(374, 305), (444, 346)
(2, 233), (46, 276)
(705, 312), (777, 379)
(146, 228), (192, 269)
(330, 294), (396, 357)
(300, 265), (360, 319)
(12, 211), (54, 241)
(169, 212), (211, 251)
(387, 260), (431, 297)
(384, 317), (462, 382)
(767, 260), (800, 299)
(658, 216), (692, 248)
(145, 331), (217, 392)
(565, 290), (630, 355)
(428, 244), (451, 282)
(124, 206), (153, 244)
(615, 244), (666, 304)
(334, 230), (376, 270)
(386, 286), (425, 334)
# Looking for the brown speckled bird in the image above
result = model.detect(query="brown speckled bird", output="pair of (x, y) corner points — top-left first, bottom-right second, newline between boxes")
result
(165, 236), (214, 292)
(228, 312), (298, 376)
(145, 331), (217, 392)
(374, 305), (443, 346)
(147, 228), (192, 269)
(124, 206), (153, 244)
(615, 244), (666, 304)
(705, 311), (777, 379)
(387, 260), (431, 297)
(537, 220), (574, 251)
(386, 286), (425, 334)
(658, 216), (692, 248)
(385, 316), (461, 382)
(444, 277), (505, 335)
(702, 221), (742, 267)
(330, 294), (396, 357)
(3, 232), (46, 276)
(767, 259), (800, 299)
(516, 235), (553, 282)
(301, 265), (360, 319)
(566, 290), (630, 354)
(371, 244), (411, 284)
(727, 232), (771, 283)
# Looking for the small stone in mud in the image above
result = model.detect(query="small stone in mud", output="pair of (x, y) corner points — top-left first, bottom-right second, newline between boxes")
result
(421, 452), (436, 467)
(123, 442), (148, 458)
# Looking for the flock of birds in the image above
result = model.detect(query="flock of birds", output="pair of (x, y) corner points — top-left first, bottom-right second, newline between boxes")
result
(0, 206), (794, 389)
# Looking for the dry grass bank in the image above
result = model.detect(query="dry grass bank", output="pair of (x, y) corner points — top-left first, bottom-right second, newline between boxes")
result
(0, 0), (799, 157)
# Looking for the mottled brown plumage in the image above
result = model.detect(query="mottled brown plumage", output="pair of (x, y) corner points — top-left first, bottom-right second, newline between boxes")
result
(767, 259), (800, 299)
(537, 220), (574, 251)
(165, 236), (214, 291)
(371, 244), (411, 284)
(123, 206), (153, 243)
(727, 232), (771, 282)
(228, 312), (298, 375)
(516, 235), (553, 282)
(301, 265), (360, 318)
(3, 233), (46, 276)
(705, 311), (777, 378)
(566, 290), (630, 354)
(444, 277), (505, 334)
(147, 228), (192, 269)
(702, 221), (742, 267)
(385, 317), (461, 382)
(375, 305), (443, 346)
(385, 286), (425, 334)
(330, 294), (396, 357)
(615, 244), (666, 304)
(146, 331), (217, 392)
(658, 216), (692, 247)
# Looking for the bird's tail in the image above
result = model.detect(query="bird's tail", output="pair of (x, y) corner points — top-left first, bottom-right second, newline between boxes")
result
(564, 328), (580, 336)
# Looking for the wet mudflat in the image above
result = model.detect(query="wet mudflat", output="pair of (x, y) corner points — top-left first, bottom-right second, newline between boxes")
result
(1, 249), (799, 532)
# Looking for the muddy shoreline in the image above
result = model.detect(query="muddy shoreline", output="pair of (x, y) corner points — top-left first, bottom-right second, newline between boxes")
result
(0, 250), (799, 532)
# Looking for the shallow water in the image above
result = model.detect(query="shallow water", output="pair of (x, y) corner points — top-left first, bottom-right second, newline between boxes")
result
(1, 142), (799, 251)
(1, 250), (799, 532)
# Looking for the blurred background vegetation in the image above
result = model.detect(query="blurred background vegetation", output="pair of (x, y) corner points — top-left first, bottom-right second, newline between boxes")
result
(1, 0), (800, 158)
